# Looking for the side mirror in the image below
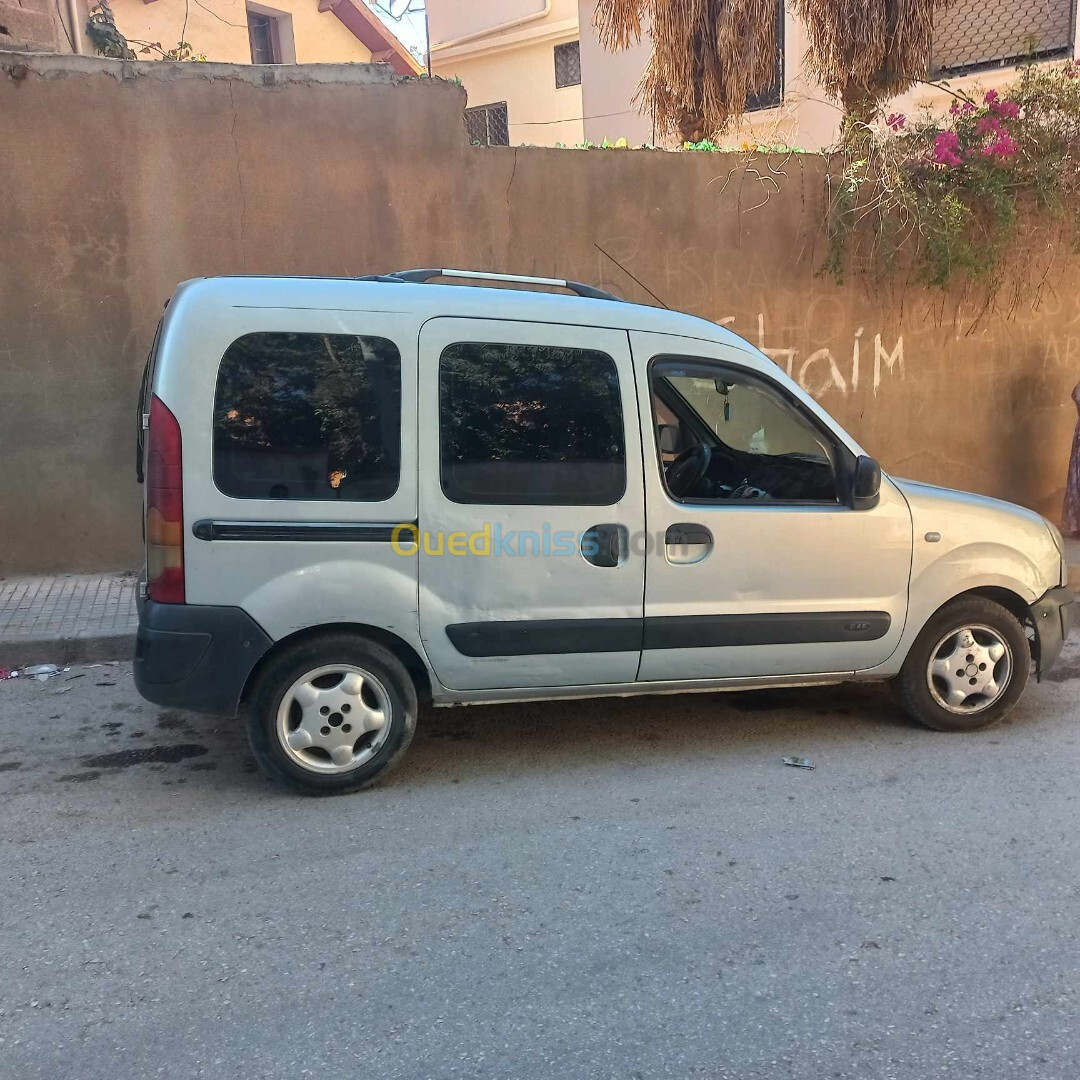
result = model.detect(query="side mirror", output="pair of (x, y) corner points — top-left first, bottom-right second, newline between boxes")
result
(852, 455), (881, 510)
(658, 424), (681, 454)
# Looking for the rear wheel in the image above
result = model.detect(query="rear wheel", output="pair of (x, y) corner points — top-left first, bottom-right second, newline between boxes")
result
(893, 596), (1029, 732)
(247, 633), (417, 794)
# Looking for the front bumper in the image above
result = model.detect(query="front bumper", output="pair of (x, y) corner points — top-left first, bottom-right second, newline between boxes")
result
(134, 600), (273, 716)
(1032, 586), (1075, 681)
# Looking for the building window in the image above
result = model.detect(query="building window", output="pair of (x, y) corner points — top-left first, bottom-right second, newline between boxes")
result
(554, 40), (581, 88)
(214, 332), (402, 502)
(746, 0), (784, 111)
(931, 0), (1074, 77)
(439, 342), (626, 506)
(464, 102), (510, 147)
(248, 9), (282, 64)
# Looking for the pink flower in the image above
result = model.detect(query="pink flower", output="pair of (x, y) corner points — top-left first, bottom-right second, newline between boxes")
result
(949, 100), (961, 115)
(984, 89), (999, 105)
(975, 114), (1002, 137)
(886, 112), (906, 131)
(982, 133), (1018, 158)
(992, 99), (1020, 119)
(962, 101), (976, 114)
(933, 130), (964, 166)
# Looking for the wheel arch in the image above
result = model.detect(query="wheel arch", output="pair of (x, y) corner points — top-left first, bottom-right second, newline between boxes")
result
(241, 623), (435, 707)
(912, 586), (1036, 662)
(961, 586), (1033, 632)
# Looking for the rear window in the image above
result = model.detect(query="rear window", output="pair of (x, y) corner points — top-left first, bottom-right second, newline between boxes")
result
(213, 332), (401, 502)
(439, 341), (625, 505)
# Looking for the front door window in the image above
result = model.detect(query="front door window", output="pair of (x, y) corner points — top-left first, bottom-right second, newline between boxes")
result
(650, 360), (840, 503)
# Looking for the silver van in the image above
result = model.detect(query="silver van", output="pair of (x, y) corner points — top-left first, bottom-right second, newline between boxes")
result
(135, 270), (1074, 794)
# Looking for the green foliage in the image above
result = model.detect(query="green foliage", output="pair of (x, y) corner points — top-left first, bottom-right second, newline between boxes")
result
(87, 0), (206, 61)
(823, 59), (1080, 292)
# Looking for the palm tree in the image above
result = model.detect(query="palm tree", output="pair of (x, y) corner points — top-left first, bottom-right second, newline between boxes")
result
(594, 0), (780, 143)
(791, 0), (947, 132)
(594, 0), (948, 142)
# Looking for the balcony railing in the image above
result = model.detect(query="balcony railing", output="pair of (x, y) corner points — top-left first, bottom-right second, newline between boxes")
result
(931, 0), (1076, 77)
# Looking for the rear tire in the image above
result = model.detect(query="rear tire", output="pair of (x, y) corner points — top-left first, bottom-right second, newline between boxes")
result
(893, 595), (1029, 732)
(246, 633), (417, 795)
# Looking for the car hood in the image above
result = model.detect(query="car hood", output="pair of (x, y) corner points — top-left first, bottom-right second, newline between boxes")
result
(889, 477), (1046, 529)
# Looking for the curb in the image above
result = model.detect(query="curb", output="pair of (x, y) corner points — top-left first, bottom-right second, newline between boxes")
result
(0, 631), (135, 670)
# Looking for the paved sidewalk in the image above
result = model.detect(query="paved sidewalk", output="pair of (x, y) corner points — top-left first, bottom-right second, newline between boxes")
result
(0, 573), (138, 668)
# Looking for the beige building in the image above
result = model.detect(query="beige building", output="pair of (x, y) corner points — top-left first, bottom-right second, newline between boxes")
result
(9, 0), (420, 71)
(110, 0), (420, 69)
(427, 0), (584, 146)
(428, 0), (1079, 149)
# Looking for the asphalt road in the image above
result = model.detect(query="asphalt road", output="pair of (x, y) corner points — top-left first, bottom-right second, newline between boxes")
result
(2, 640), (1079, 1080)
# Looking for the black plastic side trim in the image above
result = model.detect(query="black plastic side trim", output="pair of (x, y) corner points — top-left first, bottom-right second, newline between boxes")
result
(193, 520), (410, 542)
(642, 612), (891, 649)
(1032, 585), (1075, 681)
(447, 619), (642, 657)
(446, 611), (891, 657)
(134, 600), (273, 716)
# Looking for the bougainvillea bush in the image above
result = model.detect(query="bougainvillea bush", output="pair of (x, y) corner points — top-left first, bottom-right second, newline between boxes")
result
(823, 60), (1080, 292)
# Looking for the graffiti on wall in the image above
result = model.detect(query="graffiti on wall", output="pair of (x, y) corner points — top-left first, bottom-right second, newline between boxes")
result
(718, 314), (905, 398)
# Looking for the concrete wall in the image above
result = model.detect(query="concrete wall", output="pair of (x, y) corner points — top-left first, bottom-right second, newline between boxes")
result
(1, 52), (1077, 575)
(576, 0), (1080, 149)
(429, 0), (583, 146)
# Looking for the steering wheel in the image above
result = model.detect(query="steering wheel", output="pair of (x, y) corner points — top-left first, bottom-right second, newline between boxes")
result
(666, 444), (712, 497)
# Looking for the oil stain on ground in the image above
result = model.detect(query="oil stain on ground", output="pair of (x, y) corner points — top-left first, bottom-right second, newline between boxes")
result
(0, 761), (22, 772)
(58, 771), (101, 783)
(156, 712), (193, 732)
(1046, 659), (1080, 683)
(80, 744), (209, 769)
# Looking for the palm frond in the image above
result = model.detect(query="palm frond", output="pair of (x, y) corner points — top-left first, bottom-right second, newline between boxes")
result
(594, 0), (780, 140)
(596, 0), (952, 137)
(787, 0), (949, 109)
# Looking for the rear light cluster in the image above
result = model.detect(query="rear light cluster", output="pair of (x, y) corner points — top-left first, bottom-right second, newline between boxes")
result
(146, 394), (185, 603)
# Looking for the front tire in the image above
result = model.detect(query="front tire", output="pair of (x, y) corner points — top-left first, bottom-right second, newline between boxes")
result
(893, 596), (1030, 732)
(247, 633), (417, 795)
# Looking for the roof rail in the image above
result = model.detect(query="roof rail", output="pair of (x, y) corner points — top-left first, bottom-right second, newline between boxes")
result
(357, 268), (622, 302)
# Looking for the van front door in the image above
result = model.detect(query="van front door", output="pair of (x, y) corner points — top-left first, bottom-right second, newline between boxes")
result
(416, 318), (646, 691)
(632, 332), (912, 682)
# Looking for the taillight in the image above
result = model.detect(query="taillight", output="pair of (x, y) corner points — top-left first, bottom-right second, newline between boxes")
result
(146, 394), (185, 604)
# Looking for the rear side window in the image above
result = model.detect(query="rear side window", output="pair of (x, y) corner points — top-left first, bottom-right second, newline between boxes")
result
(439, 342), (625, 505)
(214, 332), (401, 502)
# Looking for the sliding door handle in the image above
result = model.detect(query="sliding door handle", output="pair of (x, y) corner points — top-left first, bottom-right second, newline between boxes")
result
(581, 523), (627, 568)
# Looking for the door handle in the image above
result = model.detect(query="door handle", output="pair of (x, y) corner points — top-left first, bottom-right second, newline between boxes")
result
(665, 522), (712, 565)
(582, 523), (627, 568)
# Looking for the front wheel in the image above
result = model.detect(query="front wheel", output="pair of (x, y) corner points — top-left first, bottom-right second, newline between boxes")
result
(893, 596), (1030, 732)
(247, 633), (417, 794)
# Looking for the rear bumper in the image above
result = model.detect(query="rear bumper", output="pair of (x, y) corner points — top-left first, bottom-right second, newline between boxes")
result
(134, 600), (272, 716)
(1032, 586), (1075, 681)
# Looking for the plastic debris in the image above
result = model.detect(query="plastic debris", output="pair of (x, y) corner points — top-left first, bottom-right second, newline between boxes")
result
(782, 756), (815, 770)
(23, 664), (62, 682)
(23, 664), (60, 675)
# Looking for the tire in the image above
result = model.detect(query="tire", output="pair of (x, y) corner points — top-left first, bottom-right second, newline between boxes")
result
(893, 595), (1030, 732)
(246, 632), (417, 795)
